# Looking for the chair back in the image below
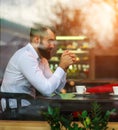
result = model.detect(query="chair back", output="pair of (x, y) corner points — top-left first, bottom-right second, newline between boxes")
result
(0, 92), (33, 120)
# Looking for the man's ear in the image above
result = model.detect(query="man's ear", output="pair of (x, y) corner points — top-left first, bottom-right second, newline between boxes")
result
(33, 36), (40, 43)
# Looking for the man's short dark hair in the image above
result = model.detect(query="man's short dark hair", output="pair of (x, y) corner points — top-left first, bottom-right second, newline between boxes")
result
(30, 25), (56, 37)
(30, 26), (48, 37)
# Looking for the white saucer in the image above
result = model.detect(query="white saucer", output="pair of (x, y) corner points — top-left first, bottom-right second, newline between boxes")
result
(72, 92), (90, 95)
(109, 93), (118, 96)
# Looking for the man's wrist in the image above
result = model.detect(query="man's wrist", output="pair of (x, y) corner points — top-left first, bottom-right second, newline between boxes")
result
(59, 65), (68, 72)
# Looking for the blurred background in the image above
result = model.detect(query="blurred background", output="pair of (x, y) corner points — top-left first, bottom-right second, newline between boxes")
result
(0, 0), (118, 88)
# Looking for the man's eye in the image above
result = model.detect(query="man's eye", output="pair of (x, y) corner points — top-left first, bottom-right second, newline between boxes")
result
(48, 40), (57, 44)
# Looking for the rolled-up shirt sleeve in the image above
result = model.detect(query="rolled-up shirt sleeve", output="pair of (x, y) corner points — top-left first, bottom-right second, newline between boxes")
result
(18, 52), (66, 96)
(55, 71), (66, 92)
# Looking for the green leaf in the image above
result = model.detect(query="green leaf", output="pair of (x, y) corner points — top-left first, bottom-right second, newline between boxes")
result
(81, 110), (88, 118)
(48, 106), (53, 115)
(86, 117), (91, 125)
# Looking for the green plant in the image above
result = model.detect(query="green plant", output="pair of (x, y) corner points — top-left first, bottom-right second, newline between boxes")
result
(43, 102), (115, 130)
(43, 106), (61, 130)
(78, 102), (116, 130)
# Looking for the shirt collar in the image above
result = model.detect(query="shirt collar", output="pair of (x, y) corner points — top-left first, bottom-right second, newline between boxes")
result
(27, 43), (39, 60)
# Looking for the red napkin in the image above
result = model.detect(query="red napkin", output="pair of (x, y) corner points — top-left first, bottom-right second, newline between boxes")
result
(86, 84), (118, 93)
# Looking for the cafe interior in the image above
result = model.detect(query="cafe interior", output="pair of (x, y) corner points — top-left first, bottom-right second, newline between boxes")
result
(0, 0), (118, 129)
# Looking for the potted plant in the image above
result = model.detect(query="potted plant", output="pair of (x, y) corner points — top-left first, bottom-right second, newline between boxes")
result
(43, 102), (115, 130)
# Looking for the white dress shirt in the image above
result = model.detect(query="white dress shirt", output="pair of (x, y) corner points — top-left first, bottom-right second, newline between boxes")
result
(1, 43), (66, 109)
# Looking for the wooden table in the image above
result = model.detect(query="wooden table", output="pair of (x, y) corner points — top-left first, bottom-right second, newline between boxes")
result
(37, 93), (118, 121)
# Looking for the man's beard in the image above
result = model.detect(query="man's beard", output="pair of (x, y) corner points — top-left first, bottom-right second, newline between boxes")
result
(38, 47), (52, 60)
(37, 41), (57, 60)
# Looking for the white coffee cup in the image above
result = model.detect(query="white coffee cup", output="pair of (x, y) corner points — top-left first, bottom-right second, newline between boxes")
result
(75, 85), (86, 94)
(113, 86), (118, 95)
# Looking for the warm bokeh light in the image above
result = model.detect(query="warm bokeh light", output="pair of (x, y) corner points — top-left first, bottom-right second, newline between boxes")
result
(56, 36), (87, 40)
(1, 0), (118, 48)
(79, 1), (116, 48)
